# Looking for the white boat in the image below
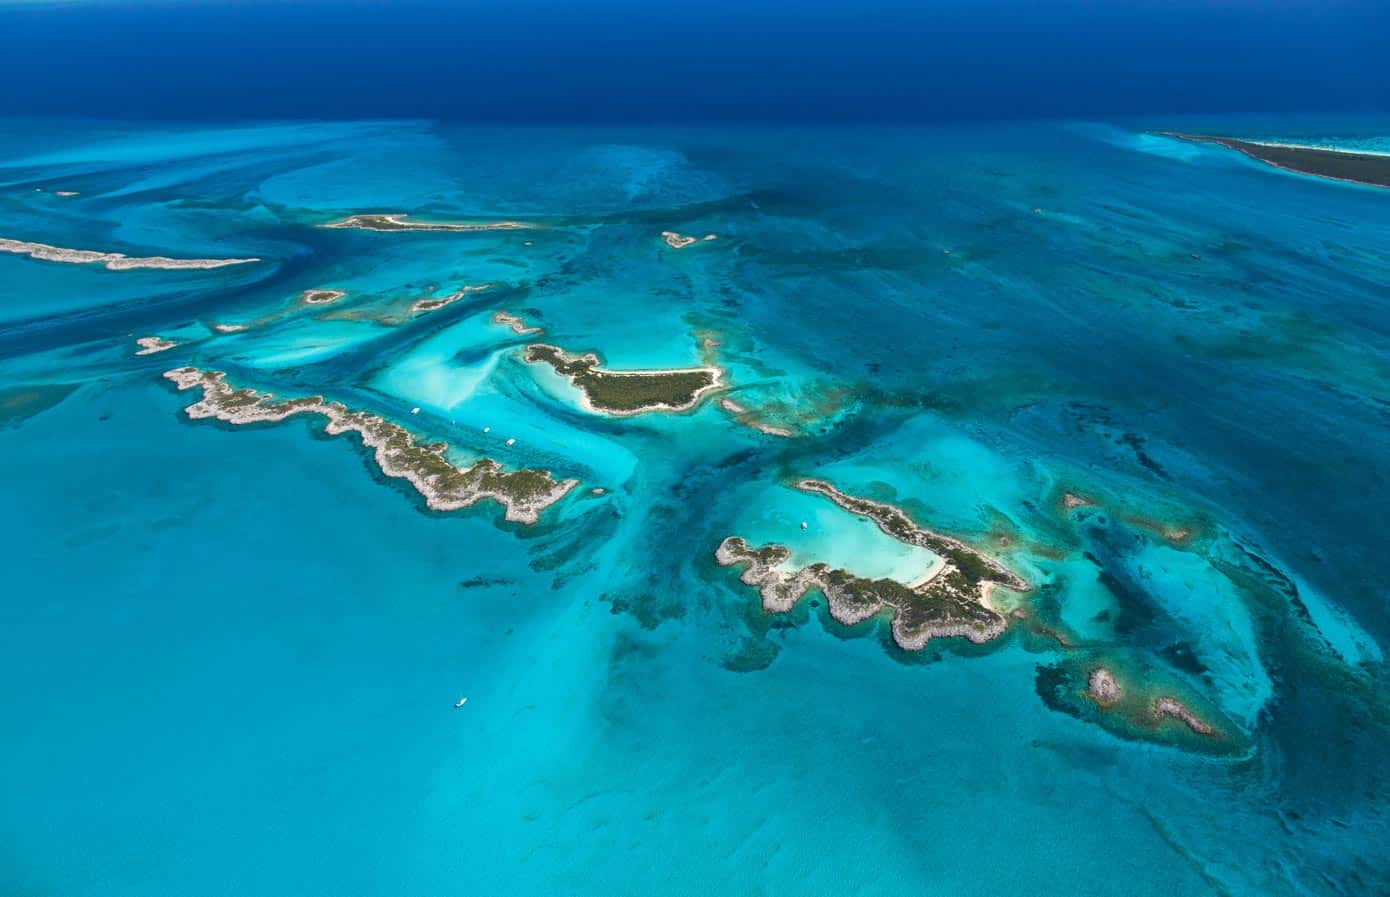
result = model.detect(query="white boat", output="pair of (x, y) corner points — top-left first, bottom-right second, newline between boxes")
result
(454, 697), (468, 708)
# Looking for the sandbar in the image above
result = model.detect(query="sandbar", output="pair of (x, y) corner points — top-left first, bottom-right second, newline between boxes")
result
(323, 214), (536, 232)
(0, 237), (259, 270)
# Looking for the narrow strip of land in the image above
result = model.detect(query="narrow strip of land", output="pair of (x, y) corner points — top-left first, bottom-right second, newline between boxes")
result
(0, 237), (259, 270)
(1161, 132), (1390, 188)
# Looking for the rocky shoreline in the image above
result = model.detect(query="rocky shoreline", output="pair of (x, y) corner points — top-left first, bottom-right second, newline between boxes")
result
(164, 368), (578, 524)
(1153, 696), (1216, 736)
(715, 481), (1029, 651)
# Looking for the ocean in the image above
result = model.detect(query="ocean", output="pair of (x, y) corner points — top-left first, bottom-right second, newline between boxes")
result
(1, 115), (1387, 895)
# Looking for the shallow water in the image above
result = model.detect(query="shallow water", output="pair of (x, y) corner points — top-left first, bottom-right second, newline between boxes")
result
(1, 118), (1387, 896)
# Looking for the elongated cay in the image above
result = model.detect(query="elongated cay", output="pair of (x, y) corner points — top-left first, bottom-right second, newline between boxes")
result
(322, 213), (537, 232)
(0, 237), (259, 270)
(524, 343), (722, 415)
(1161, 132), (1390, 188)
(163, 368), (578, 523)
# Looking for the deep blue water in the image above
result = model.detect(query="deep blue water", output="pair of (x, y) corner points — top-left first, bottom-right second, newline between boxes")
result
(0, 1), (1386, 122)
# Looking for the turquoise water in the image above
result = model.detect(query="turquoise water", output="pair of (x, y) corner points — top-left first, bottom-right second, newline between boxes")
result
(2, 119), (1388, 895)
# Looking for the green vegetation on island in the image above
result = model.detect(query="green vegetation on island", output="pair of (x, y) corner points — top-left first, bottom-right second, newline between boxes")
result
(523, 343), (722, 416)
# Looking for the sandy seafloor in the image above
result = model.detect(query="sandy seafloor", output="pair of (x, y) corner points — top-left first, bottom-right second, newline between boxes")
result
(1, 117), (1388, 896)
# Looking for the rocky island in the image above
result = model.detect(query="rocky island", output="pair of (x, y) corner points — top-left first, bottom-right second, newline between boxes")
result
(409, 284), (491, 314)
(523, 343), (723, 416)
(1081, 664), (1219, 739)
(0, 237), (260, 270)
(660, 230), (718, 249)
(164, 368), (578, 524)
(493, 311), (543, 335)
(716, 479), (1030, 651)
(300, 288), (347, 305)
(135, 336), (180, 355)
(1161, 132), (1390, 188)
(322, 214), (536, 232)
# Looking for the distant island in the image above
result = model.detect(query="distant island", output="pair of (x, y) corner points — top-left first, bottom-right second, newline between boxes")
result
(660, 230), (717, 249)
(409, 284), (491, 313)
(492, 311), (543, 335)
(322, 214), (536, 232)
(716, 479), (1030, 651)
(164, 368), (578, 524)
(523, 343), (722, 416)
(300, 288), (347, 305)
(1162, 132), (1390, 188)
(135, 336), (179, 355)
(0, 237), (259, 270)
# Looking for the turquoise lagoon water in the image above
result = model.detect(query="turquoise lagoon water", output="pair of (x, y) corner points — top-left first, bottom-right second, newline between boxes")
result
(2, 119), (1389, 896)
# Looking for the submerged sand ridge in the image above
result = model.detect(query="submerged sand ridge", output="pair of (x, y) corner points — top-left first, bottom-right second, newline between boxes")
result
(0, 237), (260, 270)
(164, 368), (578, 524)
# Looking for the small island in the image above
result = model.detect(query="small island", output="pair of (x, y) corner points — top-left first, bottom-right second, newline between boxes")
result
(719, 398), (795, 438)
(135, 336), (179, 355)
(1085, 667), (1123, 707)
(1161, 132), (1390, 189)
(322, 214), (536, 232)
(660, 230), (718, 249)
(300, 288), (347, 305)
(492, 311), (543, 335)
(409, 284), (490, 314)
(716, 479), (1030, 651)
(1153, 696), (1215, 736)
(1, 237), (259, 270)
(1085, 665), (1216, 737)
(164, 368), (579, 524)
(523, 343), (723, 416)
